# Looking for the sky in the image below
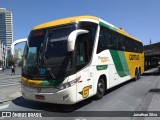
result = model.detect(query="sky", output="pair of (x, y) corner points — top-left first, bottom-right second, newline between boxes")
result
(1, 0), (160, 51)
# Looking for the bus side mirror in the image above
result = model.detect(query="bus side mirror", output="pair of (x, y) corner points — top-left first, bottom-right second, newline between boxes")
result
(68, 29), (89, 52)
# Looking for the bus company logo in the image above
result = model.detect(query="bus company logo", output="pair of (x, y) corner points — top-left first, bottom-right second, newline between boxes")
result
(79, 85), (92, 98)
(129, 54), (139, 60)
(98, 56), (109, 63)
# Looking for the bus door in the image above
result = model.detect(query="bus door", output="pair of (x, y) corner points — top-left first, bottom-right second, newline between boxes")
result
(75, 34), (93, 101)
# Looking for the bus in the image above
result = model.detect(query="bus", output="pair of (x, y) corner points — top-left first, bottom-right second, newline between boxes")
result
(21, 16), (144, 104)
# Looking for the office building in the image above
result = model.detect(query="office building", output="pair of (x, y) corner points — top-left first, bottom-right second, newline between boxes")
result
(0, 40), (7, 67)
(0, 8), (14, 55)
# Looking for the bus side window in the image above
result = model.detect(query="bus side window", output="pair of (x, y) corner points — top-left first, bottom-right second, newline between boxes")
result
(75, 34), (89, 71)
(110, 32), (119, 50)
(97, 27), (104, 53)
(78, 22), (97, 59)
(120, 36), (125, 51)
(97, 26), (110, 53)
(76, 42), (86, 64)
(125, 37), (130, 52)
(139, 42), (143, 53)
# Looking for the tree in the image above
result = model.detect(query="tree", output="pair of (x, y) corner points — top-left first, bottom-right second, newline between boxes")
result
(0, 60), (2, 66)
(18, 59), (22, 67)
(6, 55), (15, 66)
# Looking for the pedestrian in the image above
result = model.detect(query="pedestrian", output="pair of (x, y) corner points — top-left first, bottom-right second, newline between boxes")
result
(11, 65), (15, 75)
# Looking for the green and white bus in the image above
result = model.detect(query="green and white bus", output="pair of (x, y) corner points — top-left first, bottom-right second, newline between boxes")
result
(21, 16), (144, 104)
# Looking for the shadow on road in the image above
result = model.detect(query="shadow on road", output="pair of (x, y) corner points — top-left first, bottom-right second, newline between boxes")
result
(12, 79), (134, 113)
(12, 96), (93, 113)
(142, 71), (160, 76)
(104, 78), (133, 95)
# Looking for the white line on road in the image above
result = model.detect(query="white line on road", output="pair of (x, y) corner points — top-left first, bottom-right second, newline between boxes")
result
(0, 83), (20, 88)
(0, 104), (9, 110)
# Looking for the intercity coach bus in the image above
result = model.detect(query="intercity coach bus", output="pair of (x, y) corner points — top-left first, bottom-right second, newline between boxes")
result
(21, 16), (144, 104)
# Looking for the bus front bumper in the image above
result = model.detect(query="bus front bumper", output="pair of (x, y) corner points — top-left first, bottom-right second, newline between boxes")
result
(21, 84), (77, 104)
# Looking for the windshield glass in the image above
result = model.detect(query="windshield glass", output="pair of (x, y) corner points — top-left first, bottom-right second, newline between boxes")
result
(22, 29), (46, 75)
(22, 24), (76, 79)
(26, 47), (37, 66)
(45, 25), (75, 64)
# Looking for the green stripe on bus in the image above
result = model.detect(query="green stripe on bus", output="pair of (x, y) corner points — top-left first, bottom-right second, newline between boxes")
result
(110, 50), (126, 77)
(99, 22), (117, 32)
(117, 51), (130, 75)
(39, 77), (66, 86)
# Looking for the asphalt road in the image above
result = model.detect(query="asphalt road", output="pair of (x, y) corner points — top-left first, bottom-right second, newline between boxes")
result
(0, 67), (21, 87)
(0, 69), (160, 120)
(0, 78), (20, 88)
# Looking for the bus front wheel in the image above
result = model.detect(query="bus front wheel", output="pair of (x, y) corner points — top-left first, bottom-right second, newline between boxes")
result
(94, 78), (105, 100)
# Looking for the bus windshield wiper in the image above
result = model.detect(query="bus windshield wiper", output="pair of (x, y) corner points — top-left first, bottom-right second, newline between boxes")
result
(43, 54), (56, 79)
(40, 38), (56, 79)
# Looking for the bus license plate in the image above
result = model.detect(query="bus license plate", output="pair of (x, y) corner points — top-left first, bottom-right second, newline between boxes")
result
(35, 95), (45, 100)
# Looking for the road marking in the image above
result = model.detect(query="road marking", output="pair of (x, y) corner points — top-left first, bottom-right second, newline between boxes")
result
(0, 104), (9, 110)
(0, 81), (20, 85)
(0, 83), (20, 88)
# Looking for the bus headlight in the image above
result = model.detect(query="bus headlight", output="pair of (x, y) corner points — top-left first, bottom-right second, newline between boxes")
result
(56, 79), (77, 90)
(56, 76), (81, 90)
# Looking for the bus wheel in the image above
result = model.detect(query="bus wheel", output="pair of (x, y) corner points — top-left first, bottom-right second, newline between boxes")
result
(134, 69), (139, 81)
(94, 78), (105, 100)
(137, 71), (140, 79)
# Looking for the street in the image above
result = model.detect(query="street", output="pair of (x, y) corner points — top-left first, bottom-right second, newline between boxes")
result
(0, 67), (21, 103)
(0, 67), (21, 88)
(0, 68), (160, 120)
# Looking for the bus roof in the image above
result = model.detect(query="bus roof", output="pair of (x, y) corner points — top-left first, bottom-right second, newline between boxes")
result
(33, 15), (140, 42)
(33, 16), (99, 30)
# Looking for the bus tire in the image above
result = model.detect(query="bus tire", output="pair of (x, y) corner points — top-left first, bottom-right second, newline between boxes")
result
(137, 71), (140, 79)
(134, 68), (139, 81)
(138, 67), (141, 78)
(94, 78), (105, 100)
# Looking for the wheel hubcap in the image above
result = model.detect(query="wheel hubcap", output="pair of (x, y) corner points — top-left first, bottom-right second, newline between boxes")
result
(98, 82), (104, 94)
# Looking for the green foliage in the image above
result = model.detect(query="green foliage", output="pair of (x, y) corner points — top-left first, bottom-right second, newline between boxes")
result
(0, 60), (2, 65)
(17, 59), (22, 67)
(6, 55), (15, 66)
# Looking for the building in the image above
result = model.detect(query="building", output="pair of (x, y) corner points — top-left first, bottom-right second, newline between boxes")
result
(15, 48), (22, 60)
(0, 8), (14, 56)
(0, 40), (7, 67)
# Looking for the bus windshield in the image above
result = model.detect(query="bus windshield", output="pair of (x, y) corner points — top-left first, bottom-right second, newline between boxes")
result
(44, 25), (75, 64)
(22, 24), (76, 79)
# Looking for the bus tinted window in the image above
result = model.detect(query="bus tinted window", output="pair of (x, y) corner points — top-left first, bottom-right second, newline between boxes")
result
(97, 25), (143, 53)
(97, 26), (110, 53)
(78, 22), (98, 58)
(110, 32), (119, 50)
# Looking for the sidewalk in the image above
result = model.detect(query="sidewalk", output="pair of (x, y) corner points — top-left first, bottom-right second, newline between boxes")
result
(0, 74), (21, 80)
(0, 68), (22, 103)
(0, 68), (21, 80)
(0, 85), (21, 103)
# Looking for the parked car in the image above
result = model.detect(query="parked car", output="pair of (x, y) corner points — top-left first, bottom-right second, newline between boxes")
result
(0, 66), (3, 70)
